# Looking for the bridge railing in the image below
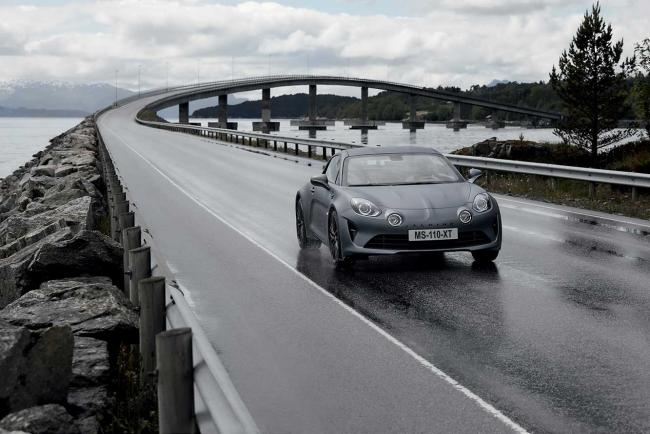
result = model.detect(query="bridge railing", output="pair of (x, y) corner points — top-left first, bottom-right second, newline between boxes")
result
(137, 118), (361, 160)
(137, 74), (561, 119)
(96, 123), (259, 434)
(138, 120), (650, 196)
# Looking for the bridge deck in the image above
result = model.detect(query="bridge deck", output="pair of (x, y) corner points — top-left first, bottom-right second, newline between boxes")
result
(98, 94), (650, 433)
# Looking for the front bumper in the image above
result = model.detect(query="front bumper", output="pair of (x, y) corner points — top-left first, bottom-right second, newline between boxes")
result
(337, 204), (501, 257)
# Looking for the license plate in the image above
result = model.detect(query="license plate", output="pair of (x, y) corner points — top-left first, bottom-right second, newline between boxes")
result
(408, 228), (458, 241)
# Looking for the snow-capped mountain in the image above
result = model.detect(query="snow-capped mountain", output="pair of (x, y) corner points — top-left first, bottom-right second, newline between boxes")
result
(0, 80), (134, 114)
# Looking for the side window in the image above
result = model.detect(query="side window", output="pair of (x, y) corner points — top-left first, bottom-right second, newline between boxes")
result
(326, 155), (341, 184)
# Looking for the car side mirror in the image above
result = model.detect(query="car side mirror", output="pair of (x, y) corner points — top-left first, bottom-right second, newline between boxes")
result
(310, 174), (330, 190)
(468, 168), (483, 184)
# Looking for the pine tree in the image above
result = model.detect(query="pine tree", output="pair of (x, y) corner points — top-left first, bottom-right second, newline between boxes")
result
(549, 2), (635, 164)
(634, 39), (650, 138)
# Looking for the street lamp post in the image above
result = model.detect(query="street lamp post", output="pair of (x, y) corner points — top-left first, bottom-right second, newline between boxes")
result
(114, 69), (118, 107)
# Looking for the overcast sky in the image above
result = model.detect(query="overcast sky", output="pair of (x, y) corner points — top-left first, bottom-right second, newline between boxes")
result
(1, 0), (648, 95)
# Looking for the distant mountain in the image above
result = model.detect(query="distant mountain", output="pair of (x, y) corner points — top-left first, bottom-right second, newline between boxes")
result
(486, 79), (512, 87)
(0, 80), (133, 115)
(0, 106), (88, 117)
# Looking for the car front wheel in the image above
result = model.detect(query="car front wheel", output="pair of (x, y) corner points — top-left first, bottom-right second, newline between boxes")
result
(296, 199), (321, 249)
(328, 210), (353, 268)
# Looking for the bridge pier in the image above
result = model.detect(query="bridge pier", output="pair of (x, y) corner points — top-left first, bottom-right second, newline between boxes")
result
(402, 94), (424, 132)
(179, 102), (189, 124)
(292, 84), (332, 131)
(253, 88), (280, 133)
(210, 94), (237, 130)
(348, 86), (381, 130)
(446, 102), (468, 131)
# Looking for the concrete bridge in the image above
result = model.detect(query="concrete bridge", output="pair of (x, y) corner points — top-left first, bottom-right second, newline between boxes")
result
(145, 75), (561, 132)
(95, 79), (650, 433)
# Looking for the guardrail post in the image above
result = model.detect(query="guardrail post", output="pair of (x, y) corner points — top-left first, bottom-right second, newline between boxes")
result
(548, 177), (556, 191)
(589, 182), (596, 200)
(113, 200), (129, 242)
(295, 143), (299, 156)
(322, 146), (327, 160)
(157, 328), (196, 434)
(632, 186), (638, 201)
(274, 140), (277, 151)
(129, 246), (151, 306)
(284, 142), (288, 153)
(117, 211), (135, 245)
(139, 276), (166, 375)
(122, 226), (142, 294)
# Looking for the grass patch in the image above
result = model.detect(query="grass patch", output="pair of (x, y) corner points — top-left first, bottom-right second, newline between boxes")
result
(99, 343), (158, 434)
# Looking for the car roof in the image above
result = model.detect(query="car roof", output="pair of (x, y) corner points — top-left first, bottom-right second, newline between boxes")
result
(344, 146), (443, 157)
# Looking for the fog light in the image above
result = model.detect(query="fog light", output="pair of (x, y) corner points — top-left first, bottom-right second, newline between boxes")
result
(459, 209), (472, 224)
(387, 213), (403, 226)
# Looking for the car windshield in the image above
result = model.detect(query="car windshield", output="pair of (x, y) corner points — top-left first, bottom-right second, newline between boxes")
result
(343, 153), (463, 186)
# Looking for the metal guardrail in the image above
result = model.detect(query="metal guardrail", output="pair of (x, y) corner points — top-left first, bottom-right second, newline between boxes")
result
(165, 283), (259, 434)
(137, 118), (361, 160)
(139, 119), (650, 195)
(445, 155), (650, 189)
(94, 116), (259, 434)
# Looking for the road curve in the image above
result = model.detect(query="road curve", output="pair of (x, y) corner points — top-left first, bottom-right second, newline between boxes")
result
(98, 95), (650, 434)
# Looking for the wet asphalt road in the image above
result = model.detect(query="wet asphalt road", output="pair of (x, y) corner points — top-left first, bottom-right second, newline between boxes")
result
(99, 96), (650, 433)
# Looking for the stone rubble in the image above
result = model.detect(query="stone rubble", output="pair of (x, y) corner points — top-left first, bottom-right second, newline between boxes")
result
(0, 118), (138, 433)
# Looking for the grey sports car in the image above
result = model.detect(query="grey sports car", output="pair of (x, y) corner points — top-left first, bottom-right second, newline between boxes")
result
(295, 146), (502, 266)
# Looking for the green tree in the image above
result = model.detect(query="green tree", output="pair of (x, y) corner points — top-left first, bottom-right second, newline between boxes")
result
(634, 38), (650, 138)
(549, 2), (635, 164)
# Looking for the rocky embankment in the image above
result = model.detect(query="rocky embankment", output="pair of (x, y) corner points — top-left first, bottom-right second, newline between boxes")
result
(0, 119), (137, 434)
(452, 137), (593, 167)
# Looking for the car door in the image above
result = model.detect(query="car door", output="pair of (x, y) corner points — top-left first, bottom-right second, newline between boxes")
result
(310, 155), (340, 240)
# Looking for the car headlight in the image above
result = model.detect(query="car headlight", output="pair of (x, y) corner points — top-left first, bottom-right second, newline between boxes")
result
(472, 193), (491, 213)
(351, 198), (382, 217)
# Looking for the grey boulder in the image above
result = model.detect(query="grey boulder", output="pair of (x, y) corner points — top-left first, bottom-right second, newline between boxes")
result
(1, 276), (137, 343)
(29, 165), (57, 177)
(0, 229), (122, 308)
(0, 405), (79, 434)
(0, 321), (73, 415)
(71, 337), (109, 388)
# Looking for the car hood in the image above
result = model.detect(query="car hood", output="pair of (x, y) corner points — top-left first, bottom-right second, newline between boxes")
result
(345, 182), (472, 209)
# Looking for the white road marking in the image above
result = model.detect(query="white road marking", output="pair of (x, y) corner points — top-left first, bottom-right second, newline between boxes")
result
(100, 120), (529, 434)
(497, 196), (650, 231)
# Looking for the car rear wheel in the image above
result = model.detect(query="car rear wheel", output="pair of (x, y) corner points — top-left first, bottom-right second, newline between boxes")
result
(471, 249), (499, 262)
(328, 210), (353, 268)
(296, 199), (321, 249)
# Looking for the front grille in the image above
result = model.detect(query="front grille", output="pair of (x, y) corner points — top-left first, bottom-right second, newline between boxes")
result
(364, 231), (490, 250)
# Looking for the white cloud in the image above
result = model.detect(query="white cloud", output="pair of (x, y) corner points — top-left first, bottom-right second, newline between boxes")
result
(0, 0), (648, 94)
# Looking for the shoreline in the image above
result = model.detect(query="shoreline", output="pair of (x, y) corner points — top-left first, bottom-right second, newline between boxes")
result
(0, 118), (151, 433)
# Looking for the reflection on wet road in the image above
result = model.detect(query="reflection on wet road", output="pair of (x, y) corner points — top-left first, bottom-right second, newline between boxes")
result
(296, 224), (650, 433)
(100, 101), (650, 433)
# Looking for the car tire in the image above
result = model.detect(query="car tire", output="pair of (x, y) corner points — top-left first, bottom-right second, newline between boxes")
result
(471, 249), (499, 262)
(328, 210), (353, 268)
(296, 199), (321, 249)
